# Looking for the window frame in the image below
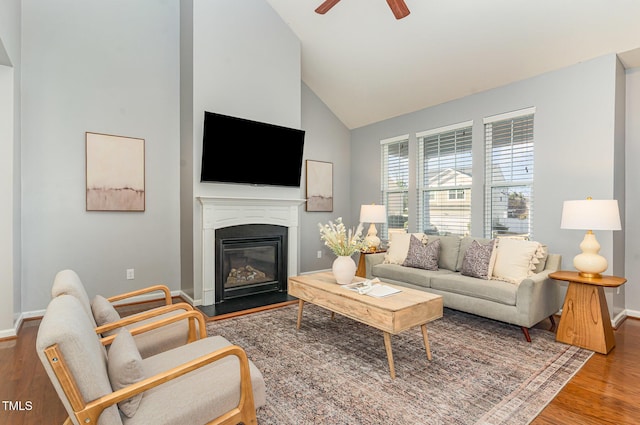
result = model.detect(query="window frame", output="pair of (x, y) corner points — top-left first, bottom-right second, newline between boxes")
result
(483, 107), (536, 239)
(416, 121), (473, 237)
(380, 134), (410, 239)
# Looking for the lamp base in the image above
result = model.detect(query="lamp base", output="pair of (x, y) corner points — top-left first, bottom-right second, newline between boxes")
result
(364, 223), (381, 251)
(573, 231), (608, 279)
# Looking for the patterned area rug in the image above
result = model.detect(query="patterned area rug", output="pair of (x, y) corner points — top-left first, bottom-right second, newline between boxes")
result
(207, 304), (592, 425)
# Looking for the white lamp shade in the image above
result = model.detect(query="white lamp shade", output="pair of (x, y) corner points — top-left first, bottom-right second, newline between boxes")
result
(359, 204), (387, 223)
(560, 199), (621, 231)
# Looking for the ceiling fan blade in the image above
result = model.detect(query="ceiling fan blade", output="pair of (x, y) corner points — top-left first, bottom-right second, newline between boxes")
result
(386, 0), (410, 19)
(315, 0), (341, 15)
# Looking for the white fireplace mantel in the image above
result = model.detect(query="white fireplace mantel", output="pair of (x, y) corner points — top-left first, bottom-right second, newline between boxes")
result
(197, 196), (306, 306)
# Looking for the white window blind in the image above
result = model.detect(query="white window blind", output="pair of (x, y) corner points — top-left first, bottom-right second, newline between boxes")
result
(381, 136), (409, 238)
(484, 109), (535, 239)
(416, 122), (472, 236)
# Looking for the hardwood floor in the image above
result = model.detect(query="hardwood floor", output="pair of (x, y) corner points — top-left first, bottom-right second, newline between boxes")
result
(1, 300), (639, 425)
(532, 317), (640, 425)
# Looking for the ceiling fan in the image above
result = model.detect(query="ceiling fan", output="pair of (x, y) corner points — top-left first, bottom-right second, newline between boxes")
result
(315, 0), (411, 20)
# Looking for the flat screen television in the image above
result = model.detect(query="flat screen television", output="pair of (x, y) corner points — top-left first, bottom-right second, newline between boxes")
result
(200, 111), (306, 187)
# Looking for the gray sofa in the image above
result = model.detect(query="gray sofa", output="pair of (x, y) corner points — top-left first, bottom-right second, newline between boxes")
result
(365, 235), (563, 341)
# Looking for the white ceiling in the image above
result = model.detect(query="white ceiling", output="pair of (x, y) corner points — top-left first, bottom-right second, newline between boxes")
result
(266, 0), (640, 129)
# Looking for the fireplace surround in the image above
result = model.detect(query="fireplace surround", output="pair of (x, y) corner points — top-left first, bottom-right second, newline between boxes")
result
(198, 196), (305, 306)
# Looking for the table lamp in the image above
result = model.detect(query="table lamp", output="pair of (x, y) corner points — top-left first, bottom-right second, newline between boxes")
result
(560, 197), (621, 278)
(359, 204), (387, 251)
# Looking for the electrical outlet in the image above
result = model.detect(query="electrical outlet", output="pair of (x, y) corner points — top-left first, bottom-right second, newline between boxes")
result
(317, 250), (322, 259)
(126, 269), (135, 280)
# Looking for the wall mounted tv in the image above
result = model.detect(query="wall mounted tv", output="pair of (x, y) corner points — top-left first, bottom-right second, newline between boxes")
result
(200, 111), (306, 187)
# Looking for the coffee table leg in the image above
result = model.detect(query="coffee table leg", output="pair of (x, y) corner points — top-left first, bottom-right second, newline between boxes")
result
(296, 299), (305, 330)
(383, 332), (396, 379)
(421, 324), (432, 361)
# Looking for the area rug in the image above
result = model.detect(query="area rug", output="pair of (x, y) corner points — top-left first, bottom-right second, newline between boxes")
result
(207, 304), (592, 425)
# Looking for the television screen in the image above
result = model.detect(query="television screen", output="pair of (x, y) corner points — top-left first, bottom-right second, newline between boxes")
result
(200, 111), (306, 187)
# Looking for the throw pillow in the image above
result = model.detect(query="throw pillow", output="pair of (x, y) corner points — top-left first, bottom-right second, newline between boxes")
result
(91, 295), (121, 337)
(492, 238), (545, 284)
(107, 329), (145, 418)
(384, 232), (427, 264)
(460, 239), (496, 279)
(402, 236), (440, 270)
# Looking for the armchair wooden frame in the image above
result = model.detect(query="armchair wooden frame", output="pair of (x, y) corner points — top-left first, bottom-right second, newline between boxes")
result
(106, 284), (173, 306)
(45, 310), (258, 425)
(95, 302), (199, 340)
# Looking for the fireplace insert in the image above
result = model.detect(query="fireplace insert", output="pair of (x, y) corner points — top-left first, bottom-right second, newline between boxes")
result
(215, 224), (288, 303)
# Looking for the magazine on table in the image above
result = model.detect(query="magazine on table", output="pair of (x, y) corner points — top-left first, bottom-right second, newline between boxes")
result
(345, 278), (401, 297)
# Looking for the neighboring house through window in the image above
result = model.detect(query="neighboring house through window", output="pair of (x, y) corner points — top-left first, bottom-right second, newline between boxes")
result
(484, 107), (535, 239)
(380, 135), (409, 239)
(416, 121), (473, 236)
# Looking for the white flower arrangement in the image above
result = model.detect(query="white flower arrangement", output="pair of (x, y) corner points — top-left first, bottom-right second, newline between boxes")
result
(318, 217), (366, 256)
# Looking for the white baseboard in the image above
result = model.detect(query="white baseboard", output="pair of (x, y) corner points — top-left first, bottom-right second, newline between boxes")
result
(624, 308), (640, 318)
(0, 290), (188, 338)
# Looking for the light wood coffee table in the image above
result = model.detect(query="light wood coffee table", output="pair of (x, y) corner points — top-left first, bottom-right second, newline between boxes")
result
(288, 271), (443, 379)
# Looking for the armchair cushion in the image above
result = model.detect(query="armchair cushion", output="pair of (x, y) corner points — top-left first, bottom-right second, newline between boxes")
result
(108, 329), (145, 418)
(51, 269), (98, 327)
(92, 295), (121, 335)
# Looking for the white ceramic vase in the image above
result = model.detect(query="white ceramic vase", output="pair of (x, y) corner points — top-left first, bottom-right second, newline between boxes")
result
(332, 255), (357, 285)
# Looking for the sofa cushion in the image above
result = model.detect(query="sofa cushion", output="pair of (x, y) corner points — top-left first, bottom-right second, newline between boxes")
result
(456, 236), (492, 271)
(108, 329), (145, 417)
(492, 238), (545, 284)
(402, 236), (439, 270)
(460, 239), (496, 279)
(426, 235), (461, 271)
(430, 273), (518, 306)
(372, 263), (454, 288)
(384, 232), (427, 264)
(533, 244), (549, 273)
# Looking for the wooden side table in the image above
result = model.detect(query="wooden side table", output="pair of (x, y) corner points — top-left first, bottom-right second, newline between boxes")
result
(550, 271), (626, 354)
(356, 249), (386, 278)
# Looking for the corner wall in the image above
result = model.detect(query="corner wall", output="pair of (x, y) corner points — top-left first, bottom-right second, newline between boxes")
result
(0, 0), (21, 337)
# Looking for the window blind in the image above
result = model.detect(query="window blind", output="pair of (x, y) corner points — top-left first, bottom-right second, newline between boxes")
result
(381, 136), (409, 237)
(416, 122), (472, 236)
(484, 110), (535, 239)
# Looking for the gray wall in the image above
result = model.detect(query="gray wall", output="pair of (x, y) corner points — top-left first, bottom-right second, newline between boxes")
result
(350, 54), (626, 317)
(20, 0), (181, 312)
(625, 66), (640, 315)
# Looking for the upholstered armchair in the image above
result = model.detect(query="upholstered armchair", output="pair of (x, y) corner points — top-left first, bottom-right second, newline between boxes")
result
(51, 269), (197, 358)
(37, 294), (266, 425)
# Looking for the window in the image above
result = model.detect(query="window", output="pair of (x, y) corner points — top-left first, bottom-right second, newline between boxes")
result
(381, 135), (410, 238)
(417, 122), (472, 236)
(484, 108), (535, 239)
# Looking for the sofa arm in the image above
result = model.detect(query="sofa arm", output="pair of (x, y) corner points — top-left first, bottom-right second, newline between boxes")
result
(364, 252), (386, 278)
(516, 269), (563, 326)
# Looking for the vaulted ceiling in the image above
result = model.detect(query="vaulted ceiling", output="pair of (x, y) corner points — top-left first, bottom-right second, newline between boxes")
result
(266, 0), (640, 129)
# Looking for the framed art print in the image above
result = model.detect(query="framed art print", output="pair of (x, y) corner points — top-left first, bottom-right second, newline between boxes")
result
(306, 160), (333, 212)
(86, 132), (145, 212)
